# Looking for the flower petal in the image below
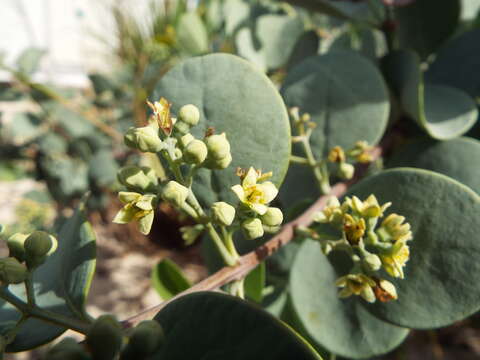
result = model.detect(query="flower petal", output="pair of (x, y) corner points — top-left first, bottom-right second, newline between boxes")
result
(231, 185), (246, 202)
(113, 206), (137, 224)
(138, 211), (154, 235)
(118, 191), (142, 204)
(243, 167), (258, 188)
(250, 203), (268, 215)
(260, 181), (278, 203)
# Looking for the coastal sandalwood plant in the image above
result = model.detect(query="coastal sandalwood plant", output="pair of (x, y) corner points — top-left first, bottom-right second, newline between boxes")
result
(0, 0), (479, 359)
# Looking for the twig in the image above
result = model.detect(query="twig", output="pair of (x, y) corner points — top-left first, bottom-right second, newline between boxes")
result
(122, 146), (382, 328)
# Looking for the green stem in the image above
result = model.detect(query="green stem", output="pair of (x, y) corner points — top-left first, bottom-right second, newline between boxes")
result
(228, 278), (245, 299)
(205, 223), (237, 266)
(0, 287), (91, 335)
(25, 272), (35, 307)
(221, 227), (240, 259)
(161, 150), (185, 184)
(300, 138), (330, 194)
(290, 155), (310, 165)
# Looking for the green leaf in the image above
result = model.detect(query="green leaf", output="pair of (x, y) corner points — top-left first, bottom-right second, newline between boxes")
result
(1, 201), (96, 352)
(287, 0), (382, 23)
(8, 112), (43, 144)
(177, 12), (209, 55)
(280, 50), (389, 205)
(152, 291), (323, 359)
(426, 28), (480, 99)
(346, 168), (480, 329)
(151, 259), (192, 300)
(244, 262), (265, 303)
(16, 48), (46, 75)
(236, 14), (304, 71)
(289, 240), (409, 359)
(386, 137), (480, 194)
(395, 0), (460, 59)
(153, 53), (291, 206)
(224, 0), (251, 35)
(386, 50), (477, 140)
(287, 30), (320, 71)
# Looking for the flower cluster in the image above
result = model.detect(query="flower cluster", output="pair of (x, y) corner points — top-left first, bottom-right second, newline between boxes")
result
(312, 194), (412, 303)
(113, 98), (283, 248)
(326, 141), (374, 180)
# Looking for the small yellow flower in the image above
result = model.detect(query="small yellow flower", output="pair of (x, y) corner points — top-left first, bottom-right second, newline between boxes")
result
(335, 274), (376, 303)
(313, 196), (344, 223)
(350, 195), (391, 218)
(231, 167), (278, 215)
(349, 141), (373, 163)
(147, 97), (173, 135)
(380, 213), (412, 242)
(343, 214), (366, 245)
(113, 192), (156, 235)
(380, 240), (410, 279)
(328, 146), (346, 163)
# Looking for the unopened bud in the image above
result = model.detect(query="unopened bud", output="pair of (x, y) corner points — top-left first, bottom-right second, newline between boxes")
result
(178, 104), (200, 126)
(24, 231), (58, 269)
(241, 218), (264, 240)
(123, 320), (164, 358)
(86, 315), (123, 360)
(47, 338), (90, 360)
(260, 207), (283, 227)
(124, 126), (163, 153)
(117, 166), (158, 193)
(0, 257), (28, 285)
(180, 133), (195, 148)
(205, 133), (231, 160)
(205, 153), (232, 170)
(363, 253), (382, 272)
(161, 181), (189, 207)
(184, 139), (208, 164)
(211, 202), (236, 226)
(374, 279), (398, 302)
(338, 162), (354, 180)
(7, 233), (28, 262)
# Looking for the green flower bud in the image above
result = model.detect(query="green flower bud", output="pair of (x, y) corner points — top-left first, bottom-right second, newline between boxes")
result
(183, 139), (208, 165)
(204, 153), (233, 170)
(180, 224), (204, 246)
(124, 126), (163, 153)
(86, 315), (123, 360)
(7, 233), (28, 262)
(161, 181), (189, 207)
(0, 257), (28, 285)
(180, 133), (195, 148)
(178, 104), (200, 126)
(117, 166), (158, 193)
(241, 218), (264, 240)
(205, 133), (231, 160)
(260, 207), (283, 227)
(211, 202), (236, 226)
(338, 162), (355, 180)
(47, 338), (90, 360)
(123, 320), (164, 358)
(363, 253), (382, 272)
(24, 231), (58, 269)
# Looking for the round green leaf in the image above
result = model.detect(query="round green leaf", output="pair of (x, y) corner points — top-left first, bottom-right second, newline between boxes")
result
(426, 28), (480, 99)
(395, 0), (460, 59)
(289, 240), (409, 359)
(236, 14), (304, 71)
(152, 291), (322, 359)
(1, 202), (96, 352)
(390, 50), (477, 140)
(153, 53), (291, 206)
(347, 168), (480, 329)
(279, 50), (389, 205)
(386, 137), (480, 194)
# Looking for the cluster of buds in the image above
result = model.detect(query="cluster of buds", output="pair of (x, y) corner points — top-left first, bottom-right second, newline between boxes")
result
(46, 316), (164, 360)
(311, 194), (412, 303)
(327, 141), (374, 180)
(114, 98), (234, 235)
(0, 231), (58, 287)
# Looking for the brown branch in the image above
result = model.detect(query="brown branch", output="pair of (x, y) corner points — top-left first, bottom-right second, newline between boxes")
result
(122, 146), (383, 328)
